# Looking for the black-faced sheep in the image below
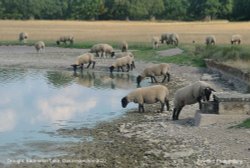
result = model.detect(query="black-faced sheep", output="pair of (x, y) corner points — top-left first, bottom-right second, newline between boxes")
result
(205, 35), (216, 45)
(56, 36), (74, 45)
(160, 33), (171, 44)
(90, 43), (115, 58)
(169, 33), (179, 46)
(172, 81), (215, 120)
(231, 34), (241, 45)
(152, 36), (160, 49)
(121, 85), (170, 112)
(19, 32), (28, 43)
(34, 41), (45, 52)
(136, 63), (170, 86)
(109, 55), (135, 73)
(120, 41), (128, 52)
(71, 53), (96, 73)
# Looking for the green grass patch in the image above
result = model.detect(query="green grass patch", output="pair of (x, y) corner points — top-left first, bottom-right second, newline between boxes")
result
(229, 118), (250, 128)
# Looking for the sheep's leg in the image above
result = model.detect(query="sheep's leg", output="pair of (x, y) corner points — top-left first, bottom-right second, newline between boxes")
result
(173, 107), (182, 120)
(160, 102), (165, 112)
(152, 76), (158, 83)
(165, 99), (170, 111)
(92, 61), (96, 69)
(131, 61), (136, 69)
(126, 64), (130, 72)
(80, 64), (84, 71)
(121, 66), (124, 72)
(197, 97), (202, 110)
(86, 62), (91, 68)
(138, 104), (143, 112)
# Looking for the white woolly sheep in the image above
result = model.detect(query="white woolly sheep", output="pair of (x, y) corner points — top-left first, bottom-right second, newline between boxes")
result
(109, 55), (135, 73)
(231, 34), (241, 45)
(172, 81), (215, 120)
(205, 35), (216, 45)
(121, 85), (170, 112)
(71, 53), (96, 73)
(56, 36), (74, 45)
(152, 36), (160, 49)
(136, 63), (170, 86)
(120, 41), (128, 52)
(19, 32), (28, 43)
(90, 43), (115, 58)
(34, 41), (45, 52)
(169, 33), (179, 46)
(160, 33), (171, 44)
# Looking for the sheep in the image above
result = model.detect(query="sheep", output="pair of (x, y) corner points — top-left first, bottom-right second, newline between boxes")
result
(109, 55), (135, 73)
(136, 63), (170, 86)
(205, 35), (216, 45)
(71, 53), (96, 73)
(120, 41), (128, 52)
(56, 36), (74, 45)
(34, 41), (45, 52)
(114, 51), (134, 59)
(152, 36), (160, 49)
(160, 33), (171, 44)
(231, 34), (241, 45)
(169, 33), (179, 46)
(90, 43), (115, 58)
(121, 85), (170, 113)
(172, 81), (215, 120)
(19, 32), (28, 43)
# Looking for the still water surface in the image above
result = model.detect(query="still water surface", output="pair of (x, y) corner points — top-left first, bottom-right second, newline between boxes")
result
(0, 68), (137, 162)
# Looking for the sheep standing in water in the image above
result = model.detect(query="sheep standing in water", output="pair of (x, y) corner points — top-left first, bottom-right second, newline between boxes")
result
(71, 53), (96, 73)
(56, 36), (74, 45)
(172, 81), (215, 120)
(109, 55), (135, 73)
(121, 85), (170, 112)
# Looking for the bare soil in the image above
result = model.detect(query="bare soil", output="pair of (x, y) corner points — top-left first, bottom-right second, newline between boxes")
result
(1, 46), (250, 168)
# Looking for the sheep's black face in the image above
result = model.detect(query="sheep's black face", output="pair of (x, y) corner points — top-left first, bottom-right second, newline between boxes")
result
(136, 75), (142, 86)
(204, 87), (215, 101)
(109, 66), (115, 73)
(71, 64), (79, 72)
(121, 97), (128, 108)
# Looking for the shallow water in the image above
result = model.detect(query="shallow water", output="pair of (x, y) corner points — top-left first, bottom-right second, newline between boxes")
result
(0, 68), (137, 162)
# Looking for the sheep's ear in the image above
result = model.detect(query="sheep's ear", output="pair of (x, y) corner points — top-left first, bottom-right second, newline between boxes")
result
(209, 88), (216, 92)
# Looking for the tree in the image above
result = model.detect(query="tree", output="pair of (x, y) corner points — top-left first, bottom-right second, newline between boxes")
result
(232, 0), (250, 20)
(162, 0), (189, 20)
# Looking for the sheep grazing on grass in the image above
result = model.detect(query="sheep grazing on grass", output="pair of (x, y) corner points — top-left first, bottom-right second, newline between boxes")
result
(152, 36), (160, 49)
(169, 33), (179, 46)
(172, 81), (215, 120)
(205, 35), (216, 45)
(109, 55), (135, 73)
(19, 32), (28, 43)
(231, 34), (242, 45)
(160, 33), (171, 44)
(90, 43), (115, 58)
(136, 63), (170, 86)
(71, 53), (96, 73)
(120, 41), (128, 52)
(56, 36), (74, 45)
(34, 41), (45, 52)
(114, 51), (134, 59)
(121, 85), (170, 113)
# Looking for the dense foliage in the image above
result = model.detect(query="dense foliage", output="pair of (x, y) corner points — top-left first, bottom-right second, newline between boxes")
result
(0, 0), (249, 21)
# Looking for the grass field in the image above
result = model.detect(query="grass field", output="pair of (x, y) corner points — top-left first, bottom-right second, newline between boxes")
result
(1, 20), (250, 44)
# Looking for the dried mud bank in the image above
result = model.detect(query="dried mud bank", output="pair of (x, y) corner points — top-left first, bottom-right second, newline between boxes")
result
(1, 46), (250, 168)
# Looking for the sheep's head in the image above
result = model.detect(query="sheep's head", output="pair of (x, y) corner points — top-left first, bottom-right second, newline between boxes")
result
(71, 64), (79, 72)
(121, 97), (128, 108)
(109, 66), (115, 73)
(204, 87), (216, 101)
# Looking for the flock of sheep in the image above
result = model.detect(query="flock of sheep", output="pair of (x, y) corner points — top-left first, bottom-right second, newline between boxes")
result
(151, 33), (242, 49)
(19, 31), (220, 120)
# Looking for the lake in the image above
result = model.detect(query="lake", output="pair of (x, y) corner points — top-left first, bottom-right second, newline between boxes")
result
(0, 68), (137, 163)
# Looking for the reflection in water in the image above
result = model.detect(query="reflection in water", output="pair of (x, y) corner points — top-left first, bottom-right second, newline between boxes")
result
(0, 69), (137, 161)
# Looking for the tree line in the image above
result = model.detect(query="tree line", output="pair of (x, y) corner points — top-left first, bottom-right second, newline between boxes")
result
(0, 0), (249, 21)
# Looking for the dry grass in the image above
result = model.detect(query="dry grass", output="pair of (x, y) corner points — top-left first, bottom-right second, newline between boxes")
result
(1, 20), (250, 44)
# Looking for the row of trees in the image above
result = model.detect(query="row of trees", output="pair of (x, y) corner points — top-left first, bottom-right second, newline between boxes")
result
(0, 0), (249, 21)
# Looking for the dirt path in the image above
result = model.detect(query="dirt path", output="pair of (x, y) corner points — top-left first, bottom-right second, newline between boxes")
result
(1, 46), (250, 168)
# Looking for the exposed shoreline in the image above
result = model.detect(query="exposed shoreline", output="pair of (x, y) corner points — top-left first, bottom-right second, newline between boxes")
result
(1, 46), (250, 168)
